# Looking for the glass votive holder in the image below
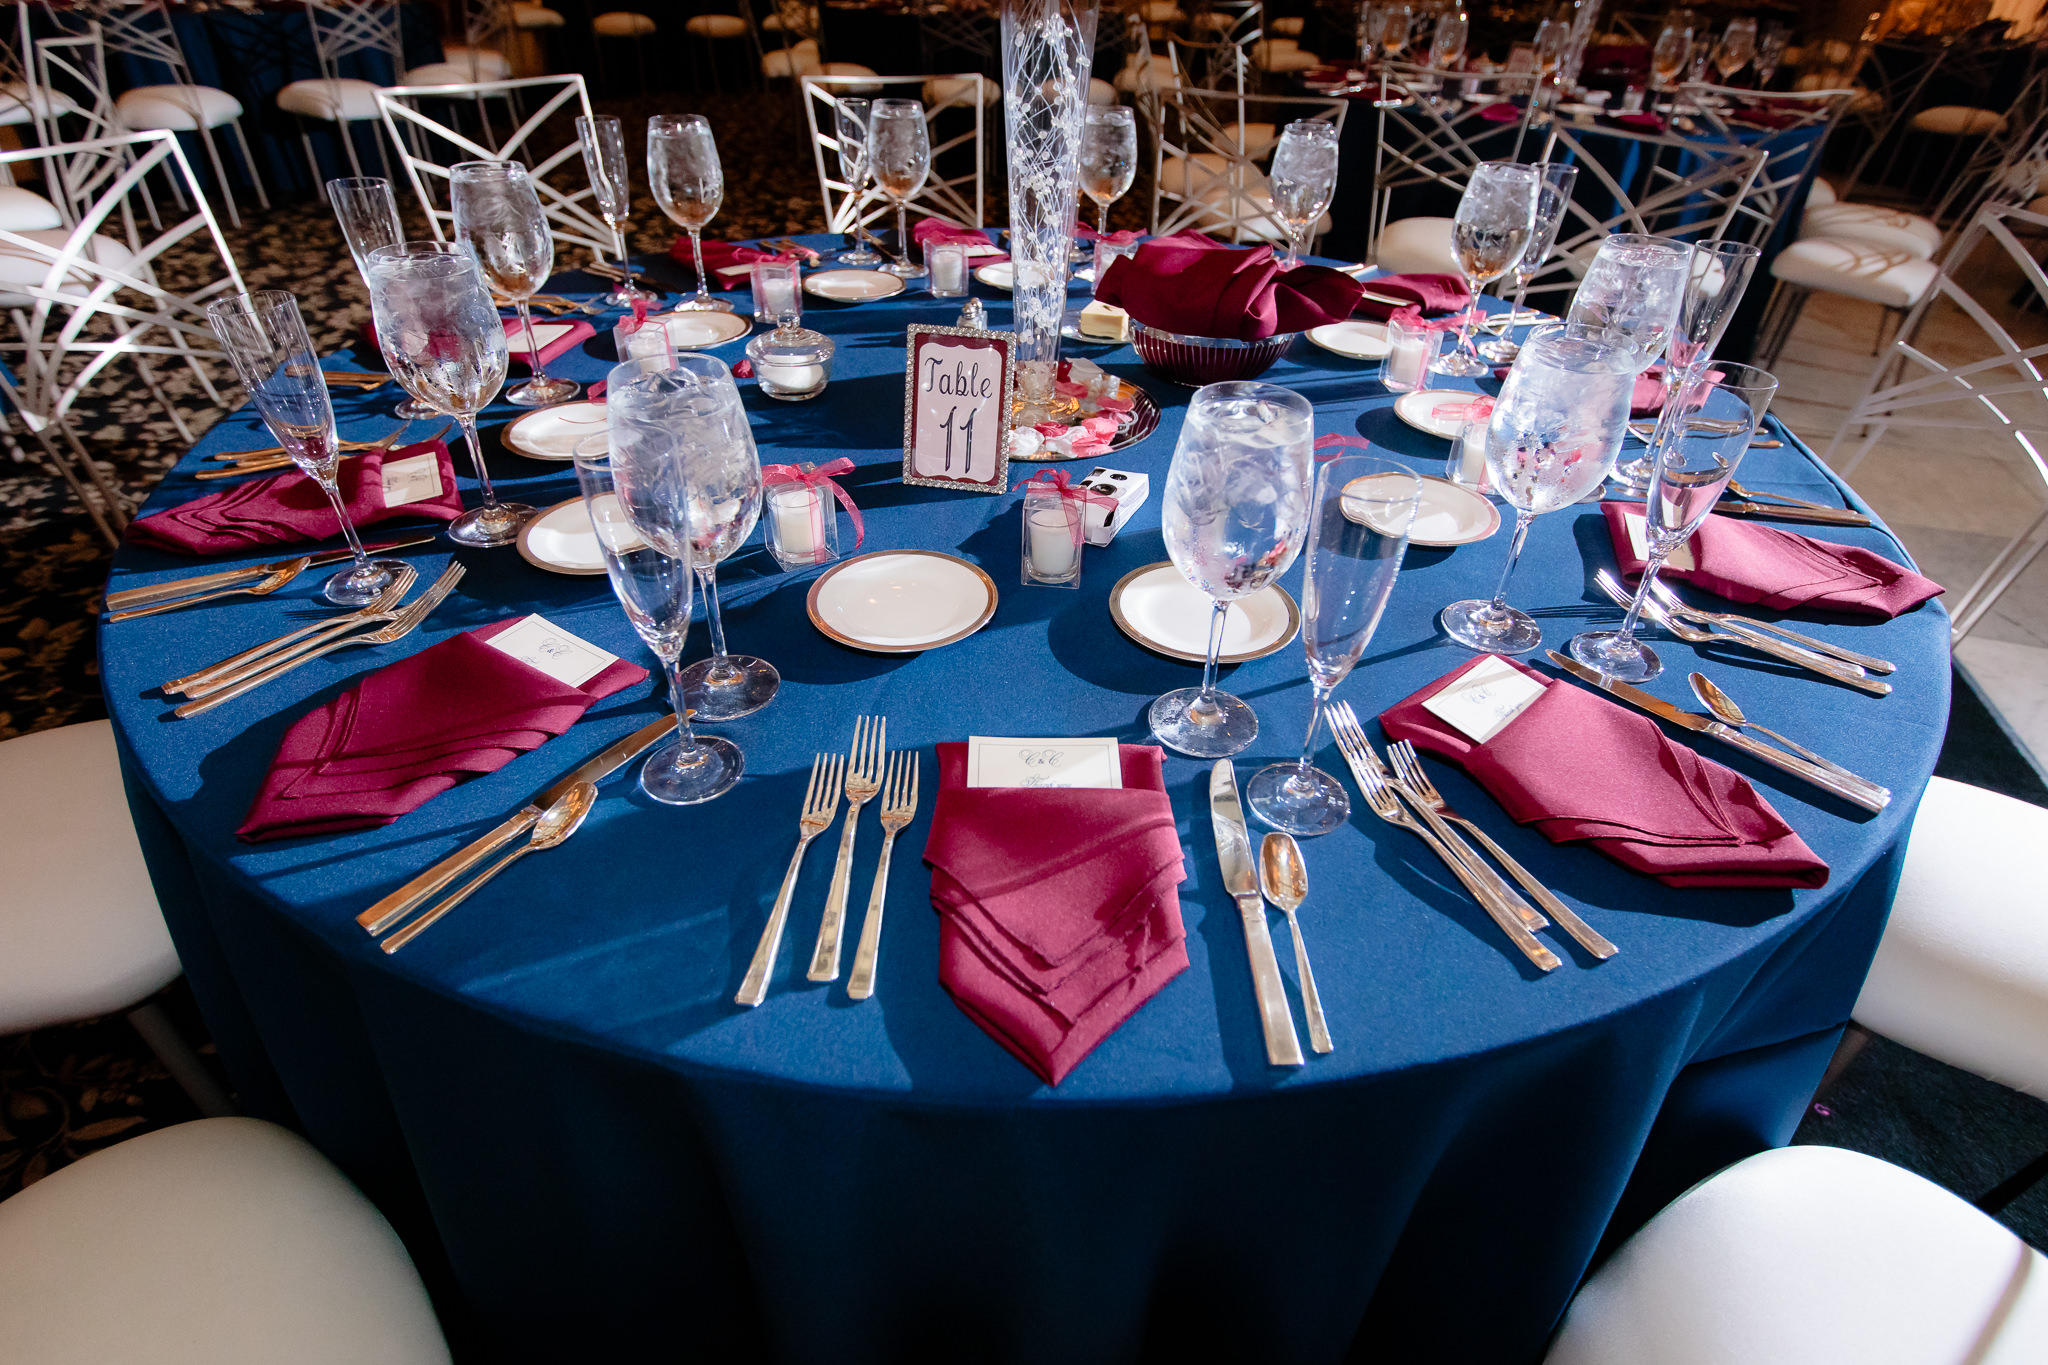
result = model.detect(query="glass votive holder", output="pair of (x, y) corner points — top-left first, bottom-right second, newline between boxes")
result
(764, 475), (841, 570)
(744, 315), (834, 401)
(1021, 486), (1082, 588)
(750, 259), (801, 325)
(614, 315), (674, 365)
(927, 241), (970, 297)
(1380, 314), (1439, 393)
(1092, 239), (1139, 296)
(1619, 85), (1645, 114)
(1446, 412), (1492, 491)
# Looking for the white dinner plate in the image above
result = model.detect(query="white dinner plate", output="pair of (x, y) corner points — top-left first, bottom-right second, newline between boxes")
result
(1344, 472), (1500, 548)
(650, 310), (751, 348)
(516, 497), (610, 576)
(501, 401), (609, 461)
(974, 261), (1014, 291)
(1107, 562), (1300, 663)
(806, 550), (998, 652)
(1394, 389), (1490, 440)
(803, 269), (907, 303)
(1307, 320), (1391, 361)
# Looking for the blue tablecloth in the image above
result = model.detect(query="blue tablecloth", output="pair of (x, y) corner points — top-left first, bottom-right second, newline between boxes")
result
(101, 238), (1948, 1363)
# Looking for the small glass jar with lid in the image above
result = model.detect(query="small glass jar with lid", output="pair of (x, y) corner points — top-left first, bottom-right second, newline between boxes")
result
(744, 312), (834, 402)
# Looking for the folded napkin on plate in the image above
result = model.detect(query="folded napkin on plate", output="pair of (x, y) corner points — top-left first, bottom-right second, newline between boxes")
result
(913, 218), (1008, 263)
(1475, 101), (1523, 124)
(923, 742), (1188, 1085)
(1611, 111), (1666, 133)
(1354, 272), (1472, 320)
(666, 238), (802, 289)
(1381, 655), (1830, 888)
(1094, 232), (1362, 340)
(1601, 502), (1943, 619)
(237, 618), (649, 842)
(128, 440), (462, 555)
(503, 316), (594, 374)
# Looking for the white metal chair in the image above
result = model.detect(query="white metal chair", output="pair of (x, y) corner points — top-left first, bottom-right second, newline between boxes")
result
(1148, 85), (1344, 245)
(1363, 63), (1538, 272)
(800, 73), (987, 234)
(0, 1), (81, 143)
(278, 0), (406, 196)
(30, 25), (156, 232)
(405, 0), (515, 87)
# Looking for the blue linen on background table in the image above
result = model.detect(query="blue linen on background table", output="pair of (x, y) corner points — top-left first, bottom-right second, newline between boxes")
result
(101, 236), (1948, 1363)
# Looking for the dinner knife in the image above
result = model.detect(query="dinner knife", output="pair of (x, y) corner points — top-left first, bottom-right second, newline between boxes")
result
(105, 536), (438, 611)
(1209, 760), (1305, 1067)
(356, 714), (679, 936)
(1545, 652), (1892, 814)
(1712, 499), (1872, 527)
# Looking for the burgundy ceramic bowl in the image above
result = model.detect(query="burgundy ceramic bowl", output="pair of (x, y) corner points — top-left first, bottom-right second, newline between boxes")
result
(1130, 323), (1298, 386)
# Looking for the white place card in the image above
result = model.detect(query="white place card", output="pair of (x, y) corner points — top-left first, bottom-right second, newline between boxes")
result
(966, 736), (1123, 790)
(507, 320), (577, 355)
(484, 614), (619, 688)
(1620, 510), (1698, 572)
(1422, 654), (1546, 744)
(963, 242), (1004, 258)
(378, 451), (444, 508)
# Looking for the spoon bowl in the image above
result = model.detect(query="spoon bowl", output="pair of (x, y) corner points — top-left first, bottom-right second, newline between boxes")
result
(1687, 672), (1857, 776)
(1258, 832), (1330, 1054)
(381, 782), (597, 953)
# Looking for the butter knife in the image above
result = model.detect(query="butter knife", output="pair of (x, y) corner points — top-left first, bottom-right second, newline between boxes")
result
(1210, 760), (1305, 1067)
(105, 536), (437, 611)
(357, 714), (679, 935)
(1713, 499), (1872, 527)
(1546, 652), (1892, 813)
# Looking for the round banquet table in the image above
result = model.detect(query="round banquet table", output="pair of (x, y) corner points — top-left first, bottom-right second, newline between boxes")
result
(101, 238), (1949, 1364)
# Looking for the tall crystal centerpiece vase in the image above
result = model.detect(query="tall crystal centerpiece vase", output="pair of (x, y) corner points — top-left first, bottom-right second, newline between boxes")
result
(1003, 0), (1098, 425)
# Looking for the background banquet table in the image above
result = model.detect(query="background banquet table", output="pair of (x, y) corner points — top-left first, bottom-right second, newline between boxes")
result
(100, 238), (1949, 1363)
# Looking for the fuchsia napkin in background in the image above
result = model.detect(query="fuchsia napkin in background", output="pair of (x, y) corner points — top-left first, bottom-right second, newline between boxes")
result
(666, 238), (802, 288)
(913, 218), (1008, 263)
(128, 440), (463, 555)
(1381, 655), (1830, 889)
(503, 316), (594, 374)
(237, 618), (649, 842)
(1628, 365), (1726, 418)
(1612, 112), (1666, 133)
(923, 742), (1188, 1085)
(1601, 502), (1944, 619)
(1353, 272), (1472, 320)
(1093, 232), (1363, 341)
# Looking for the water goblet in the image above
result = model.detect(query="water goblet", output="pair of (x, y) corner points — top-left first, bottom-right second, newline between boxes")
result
(869, 99), (931, 279)
(1370, 3), (1413, 106)
(1568, 362), (1778, 682)
(1754, 22), (1789, 88)
(1611, 239), (1760, 491)
(648, 114), (736, 313)
(449, 160), (580, 407)
(1079, 104), (1138, 238)
(327, 176), (438, 422)
(1269, 120), (1340, 269)
(1247, 455), (1420, 835)
(833, 97), (885, 266)
(1434, 160), (1539, 377)
(1439, 323), (1636, 654)
(1149, 382), (1316, 758)
(575, 114), (652, 308)
(1565, 233), (1692, 374)
(1478, 162), (1577, 364)
(206, 291), (410, 606)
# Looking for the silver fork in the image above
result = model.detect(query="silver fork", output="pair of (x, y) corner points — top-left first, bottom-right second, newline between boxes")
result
(1389, 740), (1618, 961)
(847, 750), (918, 1000)
(738, 753), (844, 1008)
(163, 565), (419, 696)
(809, 715), (885, 982)
(1592, 570), (1890, 696)
(106, 557), (312, 622)
(1328, 706), (1560, 972)
(172, 563), (466, 718)
(1648, 578), (1897, 675)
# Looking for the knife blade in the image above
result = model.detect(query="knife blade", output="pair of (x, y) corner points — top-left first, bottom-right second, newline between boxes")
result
(1713, 499), (1871, 527)
(1545, 652), (1892, 813)
(1209, 760), (1305, 1067)
(104, 536), (439, 611)
(356, 714), (679, 935)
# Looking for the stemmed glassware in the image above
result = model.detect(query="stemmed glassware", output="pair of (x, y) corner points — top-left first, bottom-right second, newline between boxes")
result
(1532, 16), (1567, 101)
(1268, 120), (1340, 270)
(869, 98), (931, 280)
(327, 175), (437, 423)
(1434, 160), (1538, 377)
(449, 160), (580, 407)
(648, 114), (735, 314)
(1429, 7), (1468, 72)
(575, 114), (652, 308)
(1150, 382), (1315, 758)
(833, 97), (885, 266)
(1078, 104), (1137, 239)
(1651, 19), (1691, 94)
(1754, 22), (1789, 88)
(1478, 161), (1577, 364)
(1247, 455), (1420, 835)
(1439, 323), (1636, 654)
(1568, 363), (1778, 681)
(1713, 18), (1757, 84)
(1610, 239), (1760, 490)
(1565, 233), (1692, 374)
(365, 241), (533, 547)
(206, 290), (410, 606)
(1369, 3), (1412, 106)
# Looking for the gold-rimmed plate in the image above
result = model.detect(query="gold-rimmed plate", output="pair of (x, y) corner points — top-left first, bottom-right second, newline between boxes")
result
(1107, 562), (1299, 663)
(501, 401), (608, 461)
(803, 269), (907, 303)
(1307, 319), (1391, 361)
(1345, 471), (1501, 547)
(806, 550), (998, 652)
(1394, 388), (1489, 440)
(974, 261), (1014, 290)
(650, 310), (752, 349)
(515, 497), (609, 576)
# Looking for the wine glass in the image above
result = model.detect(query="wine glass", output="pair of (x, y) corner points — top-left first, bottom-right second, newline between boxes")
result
(1533, 16), (1567, 92)
(1713, 18), (1755, 85)
(834, 97), (884, 266)
(449, 160), (580, 407)
(1568, 363), (1778, 681)
(1651, 20), (1691, 92)
(1611, 239), (1760, 491)
(1247, 455), (1420, 835)
(1438, 323), (1636, 654)
(575, 114), (651, 308)
(327, 176), (438, 423)
(1150, 382), (1315, 758)
(1371, 3), (1412, 106)
(1754, 22), (1789, 88)
(365, 242), (534, 548)
(869, 98), (931, 280)
(574, 424), (742, 805)
(1565, 233), (1692, 374)
(1268, 120), (1340, 269)
(1479, 161), (1577, 364)
(1079, 104), (1138, 239)
(1434, 160), (1538, 377)
(206, 291), (410, 606)
(648, 114), (735, 314)
(1430, 7), (1468, 72)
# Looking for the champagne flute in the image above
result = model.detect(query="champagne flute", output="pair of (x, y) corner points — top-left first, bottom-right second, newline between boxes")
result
(365, 242), (534, 547)
(206, 291), (409, 605)
(1079, 104), (1138, 239)
(1150, 382), (1315, 758)
(834, 97), (884, 266)
(1479, 161), (1577, 364)
(327, 176), (437, 423)
(1713, 18), (1755, 84)
(648, 114), (735, 314)
(1651, 20), (1690, 94)
(1565, 233), (1692, 374)
(1430, 7), (1467, 72)
(1533, 16), (1567, 97)
(1434, 160), (1538, 377)
(1268, 120), (1340, 270)
(1568, 364), (1778, 681)
(1611, 239), (1760, 491)
(449, 160), (580, 407)
(1754, 22), (1789, 88)
(1247, 455), (1420, 835)
(869, 98), (931, 279)
(1371, 3), (1412, 107)
(575, 114), (651, 308)
(1439, 323), (1635, 654)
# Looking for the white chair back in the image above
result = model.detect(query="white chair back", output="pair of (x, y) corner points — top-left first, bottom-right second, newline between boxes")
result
(304, 0), (406, 80)
(1150, 86), (1345, 245)
(33, 27), (133, 226)
(1365, 63), (1539, 255)
(800, 74), (986, 232)
(1672, 83), (1855, 243)
(68, 0), (199, 84)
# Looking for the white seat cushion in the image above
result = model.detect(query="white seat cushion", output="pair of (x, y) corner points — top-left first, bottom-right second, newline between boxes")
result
(1113, 54), (1180, 94)
(1088, 76), (1117, 105)
(0, 80), (80, 127)
(1547, 1146), (2048, 1365)
(1256, 44), (1323, 73)
(593, 10), (657, 37)
(1270, 15), (1304, 35)
(1913, 104), (2005, 136)
(763, 38), (821, 78)
(116, 83), (243, 133)
(512, 2), (563, 27)
(403, 46), (512, 84)
(0, 721), (177, 1033)
(1223, 120), (1277, 159)
(821, 62), (881, 92)
(924, 75), (996, 106)
(1854, 777), (2048, 1098)
(761, 6), (818, 32)
(276, 77), (381, 122)
(1770, 237), (1939, 308)
(1805, 176), (1836, 206)
(0, 1118), (451, 1364)
(1142, 2), (1184, 21)
(0, 186), (63, 232)
(686, 13), (749, 38)
(1800, 202), (1941, 259)
(1162, 151), (1267, 201)
(1374, 215), (1460, 276)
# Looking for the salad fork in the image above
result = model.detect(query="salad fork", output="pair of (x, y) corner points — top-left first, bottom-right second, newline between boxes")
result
(738, 753), (843, 1007)
(810, 715), (885, 982)
(1648, 578), (1897, 675)
(847, 749), (919, 1000)
(164, 566), (419, 696)
(106, 557), (311, 623)
(1592, 570), (1890, 695)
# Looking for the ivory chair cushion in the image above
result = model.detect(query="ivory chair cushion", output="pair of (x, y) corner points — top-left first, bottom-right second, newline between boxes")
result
(763, 38), (821, 78)
(686, 13), (749, 38)
(1913, 104), (2006, 136)
(1223, 120), (1277, 159)
(1805, 176), (1836, 206)
(0, 80), (80, 128)
(402, 46), (513, 85)
(761, 6), (819, 32)
(1853, 777), (2048, 1098)
(593, 11), (657, 37)
(0, 1118), (452, 1365)
(1547, 1145), (2048, 1365)
(0, 186), (64, 232)
(1770, 237), (1939, 309)
(1114, 54), (1181, 95)
(1800, 202), (1942, 259)
(1374, 215), (1460, 276)
(1088, 76), (1117, 105)
(925, 75), (997, 106)
(276, 77), (382, 122)
(821, 62), (881, 92)
(512, 3), (564, 27)
(117, 83), (244, 132)
(1270, 15), (1305, 35)
(1142, 2), (1184, 22)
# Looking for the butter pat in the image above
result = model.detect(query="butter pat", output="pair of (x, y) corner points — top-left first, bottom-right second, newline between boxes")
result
(1078, 299), (1130, 342)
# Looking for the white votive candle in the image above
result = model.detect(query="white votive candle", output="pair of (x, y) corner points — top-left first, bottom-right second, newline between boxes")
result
(770, 484), (820, 557)
(760, 361), (826, 397)
(1385, 333), (1430, 390)
(1026, 501), (1080, 579)
(928, 242), (969, 296)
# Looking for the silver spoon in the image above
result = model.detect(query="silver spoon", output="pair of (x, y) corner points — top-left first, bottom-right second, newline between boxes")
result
(1687, 674), (1861, 777)
(1259, 832), (1331, 1055)
(381, 782), (597, 954)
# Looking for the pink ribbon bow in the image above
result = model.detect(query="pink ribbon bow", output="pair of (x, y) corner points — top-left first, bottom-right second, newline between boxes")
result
(1011, 468), (1119, 549)
(1393, 303), (1487, 333)
(762, 458), (864, 549)
(1428, 396), (1495, 423)
(1312, 433), (1373, 463)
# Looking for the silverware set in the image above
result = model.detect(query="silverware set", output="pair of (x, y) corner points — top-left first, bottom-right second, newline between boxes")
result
(381, 781), (597, 953)
(1591, 570), (1890, 695)
(322, 370), (392, 392)
(194, 420), (453, 481)
(108, 537), (438, 621)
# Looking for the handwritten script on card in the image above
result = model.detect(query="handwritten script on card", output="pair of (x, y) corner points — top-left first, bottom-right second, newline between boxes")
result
(902, 326), (1014, 493)
(1421, 654), (1546, 744)
(966, 736), (1123, 789)
(483, 614), (619, 688)
(379, 451), (444, 508)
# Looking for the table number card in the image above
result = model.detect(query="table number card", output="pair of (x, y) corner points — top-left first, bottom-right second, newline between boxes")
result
(507, 320), (578, 356)
(966, 736), (1123, 789)
(1422, 654), (1546, 743)
(1619, 509), (1699, 572)
(484, 613), (619, 688)
(902, 324), (1016, 494)
(379, 451), (445, 508)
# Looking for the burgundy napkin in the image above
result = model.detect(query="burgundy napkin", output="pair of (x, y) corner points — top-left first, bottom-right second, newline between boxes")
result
(1094, 233), (1362, 340)
(1601, 502), (1942, 619)
(1630, 365), (1727, 417)
(1381, 655), (1830, 888)
(666, 238), (801, 289)
(237, 618), (649, 842)
(128, 440), (462, 555)
(1476, 101), (1523, 123)
(503, 315), (594, 374)
(1354, 272), (1472, 320)
(913, 217), (1008, 264)
(923, 742), (1188, 1084)
(1612, 111), (1666, 133)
